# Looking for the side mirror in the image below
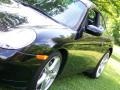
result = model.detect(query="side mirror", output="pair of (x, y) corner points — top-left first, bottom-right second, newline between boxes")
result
(86, 25), (104, 36)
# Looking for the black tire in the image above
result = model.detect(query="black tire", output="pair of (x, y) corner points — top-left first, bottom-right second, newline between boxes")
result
(93, 51), (110, 78)
(27, 51), (62, 90)
(83, 51), (110, 78)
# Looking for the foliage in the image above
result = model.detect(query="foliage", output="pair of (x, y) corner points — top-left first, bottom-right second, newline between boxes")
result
(112, 20), (120, 45)
(91, 0), (120, 45)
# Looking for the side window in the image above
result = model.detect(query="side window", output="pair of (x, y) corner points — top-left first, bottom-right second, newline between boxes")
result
(99, 14), (106, 30)
(87, 9), (97, 26)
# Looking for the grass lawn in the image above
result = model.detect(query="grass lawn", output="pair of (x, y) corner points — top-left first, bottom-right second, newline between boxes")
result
(0, 45), (120, 90)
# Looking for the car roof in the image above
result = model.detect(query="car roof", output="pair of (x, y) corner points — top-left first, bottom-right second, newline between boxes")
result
(80, 0), (96, 9)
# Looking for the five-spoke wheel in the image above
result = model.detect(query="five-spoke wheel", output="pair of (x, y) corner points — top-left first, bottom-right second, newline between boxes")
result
(29, 52), (62, 90)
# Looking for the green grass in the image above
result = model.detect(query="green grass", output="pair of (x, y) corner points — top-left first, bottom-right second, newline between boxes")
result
(112, 45), (120, 62)
(1, 46), (120, 90)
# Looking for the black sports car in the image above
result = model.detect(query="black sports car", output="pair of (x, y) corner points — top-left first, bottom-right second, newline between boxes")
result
(0, 0), (113, 90)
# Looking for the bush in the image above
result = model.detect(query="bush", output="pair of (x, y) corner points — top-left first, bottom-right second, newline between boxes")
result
(112, 21), (120, 45)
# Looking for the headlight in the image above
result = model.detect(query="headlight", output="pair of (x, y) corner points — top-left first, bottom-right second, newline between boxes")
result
(0, 29), (36, 49)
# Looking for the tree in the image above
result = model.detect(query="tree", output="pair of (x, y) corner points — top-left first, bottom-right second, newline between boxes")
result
(91, 0), (120, 45)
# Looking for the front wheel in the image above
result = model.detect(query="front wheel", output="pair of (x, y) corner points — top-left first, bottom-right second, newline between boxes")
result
(28, 52), (62, 90)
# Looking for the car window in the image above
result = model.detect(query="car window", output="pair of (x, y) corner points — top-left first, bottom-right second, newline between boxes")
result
(99, 14), (106, 30)
(88, 10), (96, 20)
(19, 0), (87, 29)
(87, 9), (97, 26)
(52, 1), (86, 29)
(86, 9), (105, 32)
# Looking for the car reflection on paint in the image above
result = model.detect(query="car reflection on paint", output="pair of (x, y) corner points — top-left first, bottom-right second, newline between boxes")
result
(0, 0), (113, 90)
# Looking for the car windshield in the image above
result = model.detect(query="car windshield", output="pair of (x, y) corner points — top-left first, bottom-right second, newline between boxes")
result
(16, 0), (87, 29)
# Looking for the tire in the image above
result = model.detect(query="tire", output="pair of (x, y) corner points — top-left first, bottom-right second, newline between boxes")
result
(28, 51), (62, 90)
(94, 51), (110, 78)
(83, 51), (110, 78)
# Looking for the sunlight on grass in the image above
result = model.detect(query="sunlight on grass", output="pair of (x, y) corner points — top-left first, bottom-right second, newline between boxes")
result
(112, 45), (120, 61)
(109, 58), (120, 76)
(105, 58), (120, 85)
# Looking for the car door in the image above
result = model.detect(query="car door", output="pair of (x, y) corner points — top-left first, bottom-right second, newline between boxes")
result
(64, 8), (112, 72)
(78, 8), (112, 68)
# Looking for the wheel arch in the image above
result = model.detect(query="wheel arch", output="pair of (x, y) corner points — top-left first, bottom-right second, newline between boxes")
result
(57, 48), (68, 75)
(109, 47), (113, 57)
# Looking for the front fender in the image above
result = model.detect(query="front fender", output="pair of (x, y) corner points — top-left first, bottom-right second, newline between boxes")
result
(21, 28), (76, 56)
